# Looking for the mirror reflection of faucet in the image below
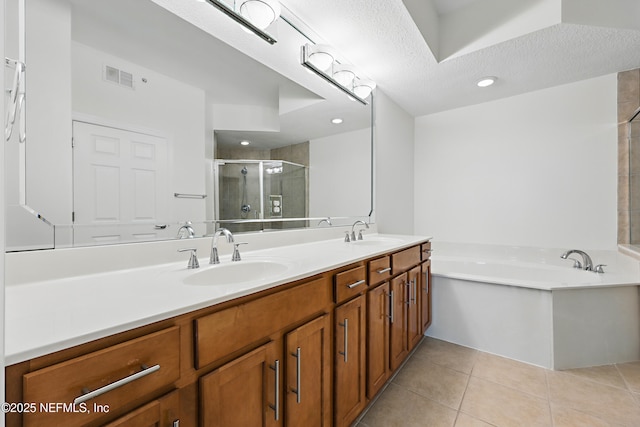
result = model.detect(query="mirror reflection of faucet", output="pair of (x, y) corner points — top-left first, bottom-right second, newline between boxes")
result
(177, 221), (195, 239)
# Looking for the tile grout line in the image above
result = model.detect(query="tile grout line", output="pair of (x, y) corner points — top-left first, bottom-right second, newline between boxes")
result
(614, 363), (639, 404)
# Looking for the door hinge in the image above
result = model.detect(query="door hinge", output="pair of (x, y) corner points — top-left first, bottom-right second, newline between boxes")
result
(72, 211), (75, 222)
(71, 137), (75, 148)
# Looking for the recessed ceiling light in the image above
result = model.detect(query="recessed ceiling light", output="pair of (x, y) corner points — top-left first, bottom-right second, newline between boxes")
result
(240, 140), (250, 146)
(331, 118), (343, 124)
(477, 77), (497, 88)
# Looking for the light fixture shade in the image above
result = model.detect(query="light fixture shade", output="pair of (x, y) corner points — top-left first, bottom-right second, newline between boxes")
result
(236, 0), (281, 30)
(307, 44), (335, 72)
(332, 64), (356, 88)
(353, 78), (376, 99)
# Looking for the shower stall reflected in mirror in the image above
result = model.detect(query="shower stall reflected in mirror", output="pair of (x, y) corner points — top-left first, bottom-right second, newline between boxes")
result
(214, 159), (309, 233)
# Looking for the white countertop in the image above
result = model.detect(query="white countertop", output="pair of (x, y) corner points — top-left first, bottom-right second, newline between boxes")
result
(5, 233), (430, 365)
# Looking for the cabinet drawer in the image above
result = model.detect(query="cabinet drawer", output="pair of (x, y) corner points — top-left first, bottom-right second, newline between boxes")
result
(421, 241), (432, 260)
(23, 327), (180, 427)
(334, 265), (367, 304)
(195, 276), (331, 369)
(391, 246), (421, 275)
(368, 256), (391, 286)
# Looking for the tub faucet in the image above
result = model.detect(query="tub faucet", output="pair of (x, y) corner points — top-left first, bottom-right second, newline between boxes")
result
(351, 220), (369, 241)
(560, 249), (593, 271)
(210, 228), (234, 264)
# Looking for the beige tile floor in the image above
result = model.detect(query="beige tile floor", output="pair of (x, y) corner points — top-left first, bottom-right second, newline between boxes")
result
(356, 337), (640, 427)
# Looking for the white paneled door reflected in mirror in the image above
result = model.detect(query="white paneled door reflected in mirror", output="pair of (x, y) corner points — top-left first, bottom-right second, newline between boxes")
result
(3, 0), (373, 251)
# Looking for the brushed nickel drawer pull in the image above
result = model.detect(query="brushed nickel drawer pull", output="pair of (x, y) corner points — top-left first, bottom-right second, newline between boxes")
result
(376, 267), (391, 274)
(347, 279), (366, 289)
(73, 364), (160, 405)
(173, 421), (180, 427)
(389, 291), (395, 323)
(424, 272), (429, 295)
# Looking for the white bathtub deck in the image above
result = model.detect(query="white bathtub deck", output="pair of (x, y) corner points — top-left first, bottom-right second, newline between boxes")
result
(427, 242), (640, 369)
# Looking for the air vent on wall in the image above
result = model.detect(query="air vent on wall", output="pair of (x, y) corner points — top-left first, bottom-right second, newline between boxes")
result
(103, 65), (135, 89)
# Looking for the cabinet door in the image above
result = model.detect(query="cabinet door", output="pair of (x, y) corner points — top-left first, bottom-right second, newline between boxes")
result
(103, 390), (179, 427)
(389, 274), (408, 372)
(367, 282), (390, 398)
(421, 260), (432, 334)
(408, 265), (423, 351)
(285, 314), (332, 427)
(334, 295), (367, 427)
(200, 342), (280, 427)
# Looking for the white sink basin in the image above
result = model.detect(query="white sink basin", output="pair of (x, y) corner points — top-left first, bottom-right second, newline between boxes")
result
(350, 237), (404, 246)
(183, 259), (292, 286)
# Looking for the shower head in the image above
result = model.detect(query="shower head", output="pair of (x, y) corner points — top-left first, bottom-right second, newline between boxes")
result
(241, 167), (248, 175)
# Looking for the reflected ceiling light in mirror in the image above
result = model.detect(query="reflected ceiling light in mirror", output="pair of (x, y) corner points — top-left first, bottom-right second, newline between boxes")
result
(204, 0), (279, 44)
(331, 118), (343, 124)
(301, 44), (374, 105)
(237, 0), (281, 30)
(477, 76), (497, 87)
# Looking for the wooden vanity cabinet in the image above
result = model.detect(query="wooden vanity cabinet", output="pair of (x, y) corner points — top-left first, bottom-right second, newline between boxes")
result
(6, 240), (432, 427)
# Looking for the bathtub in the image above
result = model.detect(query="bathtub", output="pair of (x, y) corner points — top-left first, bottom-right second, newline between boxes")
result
(427, 242), (640, 369)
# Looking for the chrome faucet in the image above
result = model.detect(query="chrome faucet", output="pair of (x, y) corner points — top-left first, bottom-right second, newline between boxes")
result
(560, 249), (593, 271)
(210, 228), (234, 264)
(351, 220), (369, 241)
(177, 221), (195, 239)
(317, 217), (332, 227)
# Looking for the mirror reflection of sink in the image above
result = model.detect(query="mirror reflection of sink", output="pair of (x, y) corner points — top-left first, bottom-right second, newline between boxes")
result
(350, 237), (404, 246)
(183, 260), (292, 286)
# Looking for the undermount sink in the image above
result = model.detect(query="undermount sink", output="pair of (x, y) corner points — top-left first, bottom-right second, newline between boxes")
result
(350, 237), (404, 246)
(183, 259), (292, 286)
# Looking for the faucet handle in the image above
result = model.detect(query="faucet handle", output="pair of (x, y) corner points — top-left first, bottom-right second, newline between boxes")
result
(232, 242), (248, 262)
(178, 248), (199, 269)
(358, 229), (366, 240)
(594, 264), (606, 274)
(567, 258), (583, 269)
(344, 231), (351, 242)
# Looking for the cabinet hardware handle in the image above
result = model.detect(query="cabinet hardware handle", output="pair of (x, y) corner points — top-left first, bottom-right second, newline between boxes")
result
(173, 421), (180, 427)
(405, 281), (412, 306)
(412, 279), (417, 304)
(376, 267), (391, 274)
(339, 319), (349, 363)
(269, 360), (280, 420)
(389, 291), (394, 323)
(73, 364), (160, 405)
(423, 249), (433, 253)
(347, 279), (366, 289)
(291, 347), (301, 404)
(423, 272), (429, 294)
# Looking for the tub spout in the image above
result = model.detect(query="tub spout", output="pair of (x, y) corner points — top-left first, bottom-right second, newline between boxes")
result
(561, 249), (593, 271)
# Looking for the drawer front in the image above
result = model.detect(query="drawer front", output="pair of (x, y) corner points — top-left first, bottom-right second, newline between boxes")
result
(421, 241), (432, 261)
(368, 256), (391, 286)
(334, 265), (367, 304)
(195, 276), (331, 369)
(391, 246), (421, 275)
(23, 327), (180, 427)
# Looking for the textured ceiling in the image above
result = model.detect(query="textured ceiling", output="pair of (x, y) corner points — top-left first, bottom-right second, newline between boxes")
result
(280, 0), (640, 116)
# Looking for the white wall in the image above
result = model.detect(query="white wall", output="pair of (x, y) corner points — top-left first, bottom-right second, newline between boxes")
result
(374, 91), (416, 234)
(414, 74), (618, 249)
(309, 127), (371, 223)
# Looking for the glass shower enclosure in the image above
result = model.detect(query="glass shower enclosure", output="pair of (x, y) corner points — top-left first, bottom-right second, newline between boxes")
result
(213, 159), (308, 233)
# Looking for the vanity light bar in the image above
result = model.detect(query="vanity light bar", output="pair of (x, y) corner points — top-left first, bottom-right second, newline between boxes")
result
(204, 0), (278, 45)
(300, 44), (369, 105)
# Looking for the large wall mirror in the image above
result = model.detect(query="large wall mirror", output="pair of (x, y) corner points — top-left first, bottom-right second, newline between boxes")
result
(4, 0), (373, 251)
